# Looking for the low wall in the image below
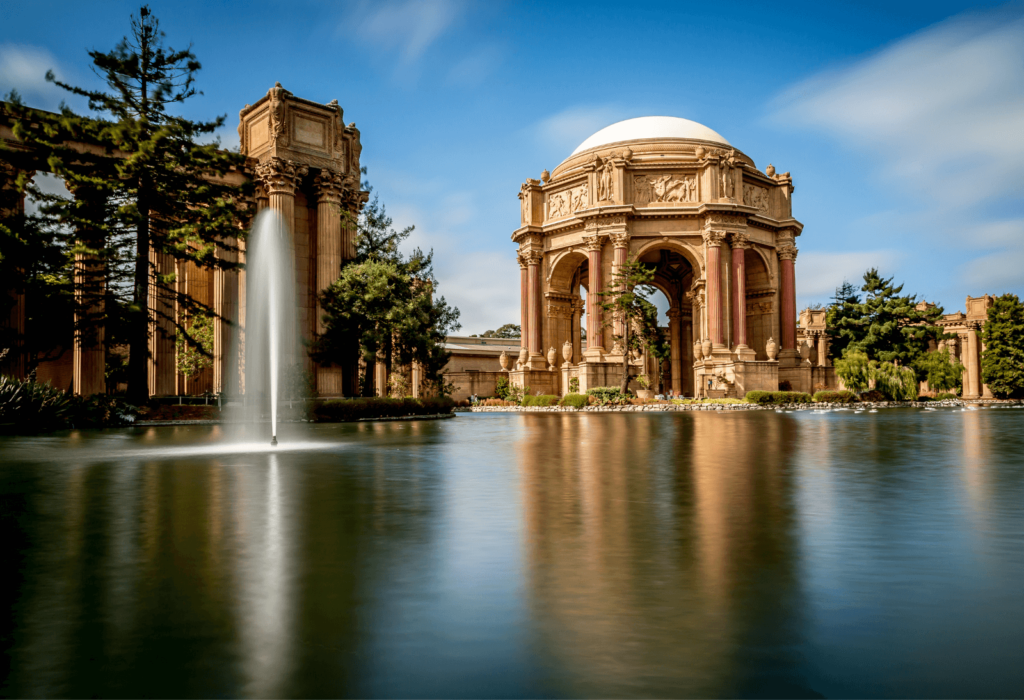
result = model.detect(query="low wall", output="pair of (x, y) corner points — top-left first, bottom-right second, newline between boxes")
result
(447, 371), (505, 401)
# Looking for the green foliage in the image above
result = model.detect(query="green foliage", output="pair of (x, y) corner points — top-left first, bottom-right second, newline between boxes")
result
(834, 351), (872, 392)
(494, 375), (511, 400)
(597, 256), (662, 394)
(859, 389), (886, 402)
(871, 361), (918, 400)
(175, 312), (214, 378)
(826, 270), (945, 375)
(522, 394), (558, 406)
(506, 384), (528, 404)
(387, 372), (410, 398)
(934, 392), (959, 401)
(3, 6), (250, 401)
(558, 393), (589, 409)
(0, 375), (137, 432)
(744, 390), (813, 405)
(981, 294), (1024, 398)
(812, 390), (860, 403)
(586, 386), (630, 405)
(568, 377), (579, 394)
(474, 324), (520, 339)
(913, 350), (964, 394)
(636, 374), (650, 389)
(311, 396), (454, 422)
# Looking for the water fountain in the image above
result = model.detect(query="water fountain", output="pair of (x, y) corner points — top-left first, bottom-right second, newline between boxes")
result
(243, 210), (297, 446)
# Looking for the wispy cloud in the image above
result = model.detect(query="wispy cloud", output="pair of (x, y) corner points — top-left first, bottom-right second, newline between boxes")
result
(532, 104), (632, 158)
(445, 44), (503, 87)
(348, 0), (464, 70)
(0, 44), (67, 109)
(772, 7), (1024, 299)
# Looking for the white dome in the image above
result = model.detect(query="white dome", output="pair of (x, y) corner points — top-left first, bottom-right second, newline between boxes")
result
(571, 116), (730, 155)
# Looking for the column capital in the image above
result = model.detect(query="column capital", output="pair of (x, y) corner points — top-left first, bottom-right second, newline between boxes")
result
(583, 235), (605, 252)
(667, 307), (683, 320)
(730, 232), (751, 250)
(777, 244), (798, 262)
(703, 229), (727, 247)
(522, 250), (543, 266)
(255, 157), (308, 196)
(313, 169), (346, 204)
(517, 253), (528, 270)
(609, 231), (631, 249)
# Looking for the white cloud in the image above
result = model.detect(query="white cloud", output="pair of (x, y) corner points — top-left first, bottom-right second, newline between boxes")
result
(532, 104), (632, 157)
(0, 44), (66, 109)
(797, 250), (903, 301)
(961, 218), (1024, 291)
(774, 10), (1024, 207)
(349, 0), (464, 68)
(445, 45), (502, 87)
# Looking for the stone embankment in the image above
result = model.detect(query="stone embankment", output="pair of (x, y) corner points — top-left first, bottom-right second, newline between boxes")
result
(464, 399), (1024, 414)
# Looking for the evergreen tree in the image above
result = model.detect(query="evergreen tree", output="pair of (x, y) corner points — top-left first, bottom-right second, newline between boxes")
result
(597, 256), (659, 395)
(830, 269), (945, 377)
(476, 324), (520, 339)
(981, 294), (1024, 398)
(4, 6), (249, 401)
(913, 350), (963, 395)
(825, 280), (861, 361)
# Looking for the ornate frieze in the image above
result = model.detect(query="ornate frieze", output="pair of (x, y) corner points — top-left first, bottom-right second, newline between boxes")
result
(546, 183), (589, 220)
(633, 173), (698, 204)
(742, 184), (770, 214)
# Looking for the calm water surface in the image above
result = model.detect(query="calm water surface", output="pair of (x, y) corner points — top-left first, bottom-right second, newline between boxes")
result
(2, 408), (1023, 698)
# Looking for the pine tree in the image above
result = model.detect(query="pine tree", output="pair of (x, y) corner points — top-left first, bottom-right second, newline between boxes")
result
(598, 256), (659, 395)
(830, 269), (945, 377)
(825, 280), (860, 361)
(4, 6), (249, 401)
(981, 294), (1024, 398)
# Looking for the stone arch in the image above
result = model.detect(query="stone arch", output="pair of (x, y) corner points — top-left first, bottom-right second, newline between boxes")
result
(545, 248), (588, 364)
(633, 237), (704, 277)
(745, 249), (774, 360)
(547, 248), (589, 294)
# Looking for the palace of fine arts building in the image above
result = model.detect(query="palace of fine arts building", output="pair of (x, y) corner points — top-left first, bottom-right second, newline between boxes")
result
(2, 3), (1024, 700)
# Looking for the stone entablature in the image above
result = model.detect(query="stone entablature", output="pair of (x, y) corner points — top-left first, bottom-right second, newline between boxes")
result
(510, 117), (807, 398)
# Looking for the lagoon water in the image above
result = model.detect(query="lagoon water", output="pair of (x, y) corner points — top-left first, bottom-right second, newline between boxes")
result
(2, 409), (1023, 698)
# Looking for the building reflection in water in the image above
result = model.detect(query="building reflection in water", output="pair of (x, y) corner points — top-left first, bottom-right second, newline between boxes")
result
(515, 412), (808, 698)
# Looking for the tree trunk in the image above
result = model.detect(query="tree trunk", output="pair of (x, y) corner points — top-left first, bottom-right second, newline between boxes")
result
(619, 324), (630, 395)
(126, 190), (150, 403)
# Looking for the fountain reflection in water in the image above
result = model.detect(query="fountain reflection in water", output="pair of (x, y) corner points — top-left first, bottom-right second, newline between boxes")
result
(243, 210), (297, 445)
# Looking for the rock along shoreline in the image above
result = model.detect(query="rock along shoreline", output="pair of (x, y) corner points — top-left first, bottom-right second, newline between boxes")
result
(463, 399), (1024, 413)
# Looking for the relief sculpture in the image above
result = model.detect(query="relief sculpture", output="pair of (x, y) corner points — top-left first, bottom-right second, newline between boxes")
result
(743, 184), (770, 214)
(633, 174), (697, 204)
(547, 184), (589, 221)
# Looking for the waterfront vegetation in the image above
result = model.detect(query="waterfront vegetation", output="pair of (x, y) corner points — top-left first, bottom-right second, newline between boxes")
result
(0, 376), (137, 431)
(311, 396), (455, 422)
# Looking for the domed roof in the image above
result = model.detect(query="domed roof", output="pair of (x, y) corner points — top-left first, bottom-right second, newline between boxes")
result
(571, 116), (730, 156)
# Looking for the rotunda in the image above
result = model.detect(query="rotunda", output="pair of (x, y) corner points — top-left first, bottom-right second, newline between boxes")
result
(511, 116), (811, 398)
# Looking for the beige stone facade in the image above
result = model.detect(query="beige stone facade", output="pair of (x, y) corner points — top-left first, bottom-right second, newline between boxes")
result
(933, 295), (996, 399)
(509, 117), (816, 398)
(1, 84), (368, 397)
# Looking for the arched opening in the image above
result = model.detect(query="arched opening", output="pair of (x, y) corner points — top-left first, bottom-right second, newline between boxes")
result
(546, 250), (588, 365)
(745, 250), (774, 360)
(635, 244), (698, 396)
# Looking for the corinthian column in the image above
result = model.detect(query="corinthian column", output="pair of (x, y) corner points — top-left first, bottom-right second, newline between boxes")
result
(610, 231), (630, 340)
(256, 157), (307, 227)
(314, 169), (345, 395)
(731, 233), (750, 350)
(668, 308), (682, 395)
(778, 243), (798, 354)
(526, 251), (543, 357)
(518, 253), (529, 351)
(68, 182), (106, 396)
(703, 230), (727, 347)
(584, 235), (605, 356)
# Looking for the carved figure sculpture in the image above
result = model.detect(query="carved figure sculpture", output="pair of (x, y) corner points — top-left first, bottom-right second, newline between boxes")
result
(571, 184), (589, 211)
(548, 191), (569, 220)
(599, 159), (614, 201)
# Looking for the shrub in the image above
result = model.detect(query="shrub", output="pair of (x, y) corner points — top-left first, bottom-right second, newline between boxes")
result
(812, 390), (859, 404)
(834, 351), (871, 393)
(859, 389), (886, 402)
(587, 386), (629, 405)
(934, 392), (958, 401)
(0, 377), (138, 432)
(778, 380), (793, 391)
(745, 390), (813, 405)
(480, 398), (514, 406)
(916, 395), (933, 402)
(568, 377), (579, 394)
(311, 396), (454, 422)
(559, 393), (589, 409)
(873, 361), (918, 401)
(522, 394), (558, 407)
(494, 376), (511, 400)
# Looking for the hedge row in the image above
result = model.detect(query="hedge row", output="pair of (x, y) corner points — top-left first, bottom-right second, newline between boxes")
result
(811, 390), (859, 404)
(558, 393), (589, 409)
(522, 394), (559, 407)
(311, 397), (455, 422)
(745, 390), (813, 405)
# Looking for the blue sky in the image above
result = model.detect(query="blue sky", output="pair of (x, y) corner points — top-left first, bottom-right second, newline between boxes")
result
(3, 0), (1022, 333)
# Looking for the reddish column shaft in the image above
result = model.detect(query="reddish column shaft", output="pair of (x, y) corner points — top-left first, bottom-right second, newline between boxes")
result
(520, 266), (529, 350)
(732, 247), (747, 346)
(706, 244), (723, 345)
(612, 245), (627, 337)
(781, 257), (797, 350)
(529, 262), (542, 355)
(588, 247), (603, 349)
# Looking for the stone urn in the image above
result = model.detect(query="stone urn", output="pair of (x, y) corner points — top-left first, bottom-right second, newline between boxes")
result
(562, 340), (573, 365)
(701, 338), (713, 359)
(517, 346), (528, 370)
(766, 337), (778, 361)
(799, 340), (812, 364)
(636, 389), (655, 400)
(693, 339), (703, 361)
(547, 346), (557, 370)
(695, 146), (706, 159)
